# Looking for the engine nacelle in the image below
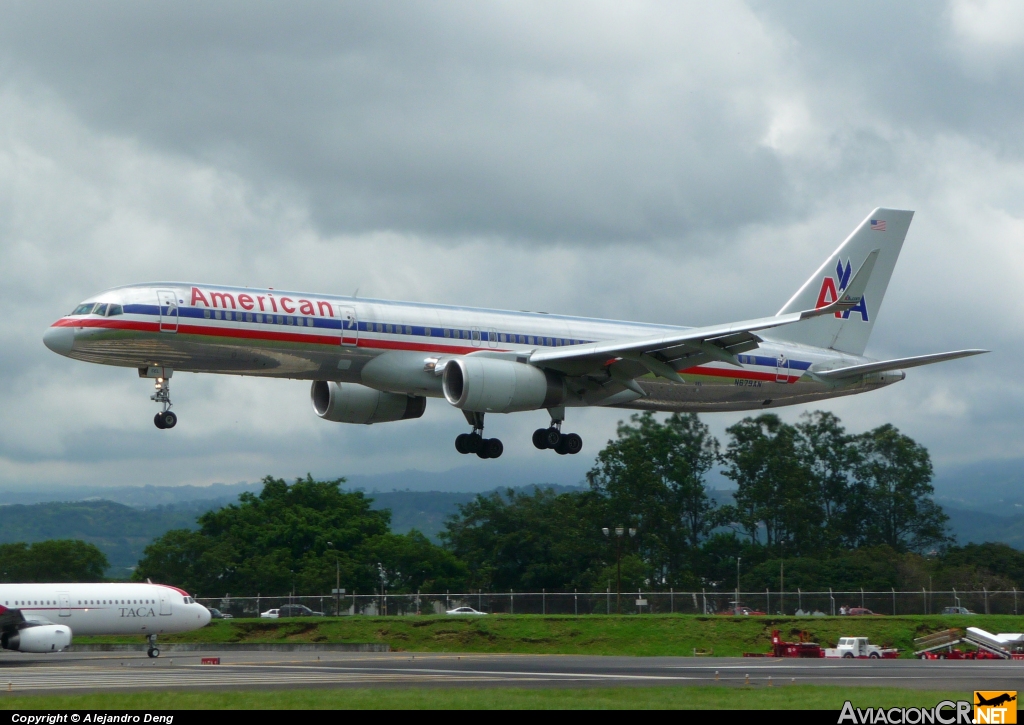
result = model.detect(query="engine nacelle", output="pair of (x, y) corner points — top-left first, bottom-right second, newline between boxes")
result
(1, 625), (72, 653)
(442, 357), (564, 413)
(311, 381), (425, 425)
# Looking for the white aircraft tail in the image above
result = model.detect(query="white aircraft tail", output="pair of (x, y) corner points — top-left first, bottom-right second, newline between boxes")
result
(765, 208), (914, 356)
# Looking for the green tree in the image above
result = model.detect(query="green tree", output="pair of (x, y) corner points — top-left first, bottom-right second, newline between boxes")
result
(135, 475), (465, 595)
(795, 410), (861, 549)
(587, 412), (720, 585)
(0, 540), (109, 582)
(720, 414), (818, 553)
(441, 487), (609, 591)
(854, 424), (950, 552)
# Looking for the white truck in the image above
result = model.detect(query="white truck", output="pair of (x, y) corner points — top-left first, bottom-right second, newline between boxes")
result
(825, 637), (899, 659)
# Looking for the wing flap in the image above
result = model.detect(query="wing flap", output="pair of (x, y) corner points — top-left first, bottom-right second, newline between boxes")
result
(530, 252), (878, 377)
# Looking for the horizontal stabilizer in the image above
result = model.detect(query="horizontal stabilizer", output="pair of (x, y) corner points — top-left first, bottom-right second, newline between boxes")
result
(812, 349), (988, 380)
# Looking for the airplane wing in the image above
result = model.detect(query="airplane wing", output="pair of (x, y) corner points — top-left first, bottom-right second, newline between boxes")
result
(811, 349), (988, 380)
(0, 606), (26, 632)
(530, 250), (880, 382)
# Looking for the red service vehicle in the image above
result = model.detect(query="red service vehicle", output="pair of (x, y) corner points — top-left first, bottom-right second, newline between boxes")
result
(744, 630), (824, 658)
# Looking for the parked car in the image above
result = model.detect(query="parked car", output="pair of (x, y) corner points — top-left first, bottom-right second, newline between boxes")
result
(845, 607), (882, 616)
(277, 604), (324, 617)
(942, 606), (975, 615)
(716, 605), (767, 616)
(260, 608), (280, 618)
(446, 606), (487, 616)
(208, 608), (233, 619)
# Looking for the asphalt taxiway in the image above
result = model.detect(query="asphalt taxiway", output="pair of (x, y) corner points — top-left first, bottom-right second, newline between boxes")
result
(0, 650), (1020, 694)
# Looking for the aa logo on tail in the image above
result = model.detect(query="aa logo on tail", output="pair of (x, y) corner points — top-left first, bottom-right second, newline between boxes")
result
(815, 259), (870, 321)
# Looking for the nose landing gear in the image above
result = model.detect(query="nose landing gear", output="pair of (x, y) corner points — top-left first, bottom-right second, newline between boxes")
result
(147, 634), (160, 658)
(532, 412), (582, 455)
(455, 411), (503, 459)
(150, 375), (177, 429)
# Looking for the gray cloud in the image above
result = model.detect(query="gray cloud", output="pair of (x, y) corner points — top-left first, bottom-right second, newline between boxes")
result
(0, 1), (1020, 491)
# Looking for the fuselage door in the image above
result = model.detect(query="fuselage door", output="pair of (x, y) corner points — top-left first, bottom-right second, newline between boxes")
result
(471, 327), (482, 347)
(488, 328), (499, 349)
(158, 590), (172, 616)
(776, 354), (789, 383)
(157, 290), (179, 333)
(338, 306), (358, 347)
(58, 593), (70, 617)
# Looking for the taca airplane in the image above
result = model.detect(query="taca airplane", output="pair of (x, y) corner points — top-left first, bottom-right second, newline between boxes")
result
(43, 208), (985, 459)
(0, 582), (211, 657)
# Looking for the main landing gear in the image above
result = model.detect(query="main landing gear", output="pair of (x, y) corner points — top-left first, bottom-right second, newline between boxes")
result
(151, 375), (177, 430)
(455, 412), (503, 459)
(533, 414), (583, 455)
(147, 634), (160, 658)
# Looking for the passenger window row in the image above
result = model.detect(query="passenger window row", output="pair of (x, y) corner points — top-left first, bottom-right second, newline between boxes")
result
(375, 324), (584, 347)
(202, 309), (315, 327)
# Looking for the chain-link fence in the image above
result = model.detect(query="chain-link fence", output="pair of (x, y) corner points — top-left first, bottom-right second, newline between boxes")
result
(197, 588), (1024, 618)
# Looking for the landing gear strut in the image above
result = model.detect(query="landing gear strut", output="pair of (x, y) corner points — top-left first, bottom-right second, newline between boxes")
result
(147, 634), (160, 658)
(455, 411), (503, 459)
(151, 375), (177, 430)
(533, 410), (582, 455)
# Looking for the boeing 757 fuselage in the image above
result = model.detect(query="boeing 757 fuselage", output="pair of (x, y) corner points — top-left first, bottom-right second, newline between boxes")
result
(43, 209), (985, 458)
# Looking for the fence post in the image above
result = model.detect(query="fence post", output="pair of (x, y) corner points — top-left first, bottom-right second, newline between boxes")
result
(670, 588), (674, 614)
(257, 593), (260, 617)
(446, 589), (449, 612)
(511, 589), (514, 615)
(543, 588), (546, 615)
(702, 588), (706, 615)
(798, 588), (802, 613)
(922, 587), (926, 615)
(1015, 587), (1018, 616)
(607, 585), (611, 615)
(575, 588), (578, 616)
(860, 588), (865, 609)
(892, 588), (896, 616)
(828, 588), (834, 616)
(766, 588), (769, 614)
(984, 587), (990, 615)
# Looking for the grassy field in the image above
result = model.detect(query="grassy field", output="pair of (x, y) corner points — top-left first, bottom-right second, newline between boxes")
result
(0, 685), (972, 710)
(74, 613), (1018, 657)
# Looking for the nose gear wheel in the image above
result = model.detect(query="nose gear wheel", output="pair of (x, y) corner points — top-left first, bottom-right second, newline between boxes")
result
(150, 375), (177, 429)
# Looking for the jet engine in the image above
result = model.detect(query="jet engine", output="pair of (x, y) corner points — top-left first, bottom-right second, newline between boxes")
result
(1, 624), (72, 653)
(442, 357), (564, 413)
(311, 381), (425, 425)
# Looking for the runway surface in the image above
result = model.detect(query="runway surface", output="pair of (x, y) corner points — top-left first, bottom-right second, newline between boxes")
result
(0, 650), (1018, 694)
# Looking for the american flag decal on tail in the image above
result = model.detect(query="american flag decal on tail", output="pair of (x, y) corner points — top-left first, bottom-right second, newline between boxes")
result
(870, 219), (886, 231)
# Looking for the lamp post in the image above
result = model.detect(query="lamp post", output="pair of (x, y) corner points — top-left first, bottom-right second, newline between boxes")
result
(327, 542), (341, 616)
(735, 557), (741, 615)
(602, 525), (636, 614)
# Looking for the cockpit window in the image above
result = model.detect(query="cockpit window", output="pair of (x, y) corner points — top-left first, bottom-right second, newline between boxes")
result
(92, 303), (108, 316)
(72, 303), (96, 315)
(107, 304), (123, 316)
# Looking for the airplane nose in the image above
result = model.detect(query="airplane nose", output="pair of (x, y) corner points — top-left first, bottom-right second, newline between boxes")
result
(199, 605), (212, 626)
(43, 325), (75, 356)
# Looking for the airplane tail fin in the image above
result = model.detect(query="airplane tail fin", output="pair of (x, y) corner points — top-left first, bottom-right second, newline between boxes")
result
(764, 208), (914, 356)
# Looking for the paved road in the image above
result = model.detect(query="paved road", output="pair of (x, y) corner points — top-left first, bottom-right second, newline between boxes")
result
(0, 651), (1019, 694)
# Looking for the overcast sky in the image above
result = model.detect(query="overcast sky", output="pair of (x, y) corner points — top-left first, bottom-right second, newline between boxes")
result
(0, 1), (1019, 491)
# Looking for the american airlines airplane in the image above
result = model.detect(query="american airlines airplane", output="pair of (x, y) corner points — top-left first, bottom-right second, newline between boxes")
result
(43, 209), (985, 459)
(0, 582), (211, 657)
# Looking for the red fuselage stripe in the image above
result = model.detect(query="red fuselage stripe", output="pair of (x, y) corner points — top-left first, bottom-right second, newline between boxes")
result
(53, 318), (798, 383)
